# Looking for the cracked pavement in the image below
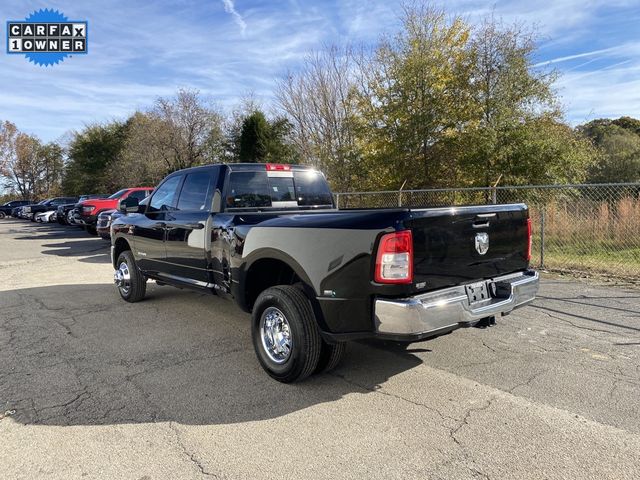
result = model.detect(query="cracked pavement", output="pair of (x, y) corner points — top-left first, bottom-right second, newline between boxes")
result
(1, 219), (640, 479)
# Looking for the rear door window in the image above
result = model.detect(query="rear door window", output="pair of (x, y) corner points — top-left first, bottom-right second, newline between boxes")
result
(177, 171), (213, 210)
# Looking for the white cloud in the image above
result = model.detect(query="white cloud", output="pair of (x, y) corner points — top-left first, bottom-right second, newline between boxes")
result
(533, 47), (620, 67)
(558, 62), (640, 124)
(221, 0), (247, 36)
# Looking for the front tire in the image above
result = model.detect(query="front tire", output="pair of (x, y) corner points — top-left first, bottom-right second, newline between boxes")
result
(0, 212), (5, 219)
(87, 225), (97, 235)
(252, 285), (322, 383)
(114, 250), (146, 302)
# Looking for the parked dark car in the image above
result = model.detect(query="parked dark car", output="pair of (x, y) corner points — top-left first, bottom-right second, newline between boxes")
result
(23, 197), (78, 221)
(18, 199), (50, 219)
(111, 163), (539, 383)
(96, 209), (123, 240)
(57, 194), (108, 225)
(0, 200), (32, 219)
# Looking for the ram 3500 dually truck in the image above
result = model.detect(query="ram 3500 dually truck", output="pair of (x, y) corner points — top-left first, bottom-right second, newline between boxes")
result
(111, 163), (538, 382)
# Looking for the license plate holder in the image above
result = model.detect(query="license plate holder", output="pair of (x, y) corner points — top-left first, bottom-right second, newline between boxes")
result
(465, 281), (491, 304)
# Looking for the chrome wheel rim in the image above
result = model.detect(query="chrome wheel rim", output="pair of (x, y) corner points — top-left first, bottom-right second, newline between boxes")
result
(114, 261), (131, 295)
(260, 307), (292, 364)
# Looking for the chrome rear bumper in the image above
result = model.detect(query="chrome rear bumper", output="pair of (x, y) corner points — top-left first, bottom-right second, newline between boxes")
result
(374, 270), (539, 340)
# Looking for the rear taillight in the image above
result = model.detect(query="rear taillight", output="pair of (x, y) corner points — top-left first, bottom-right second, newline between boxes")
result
(526, 218), (532, 262)
(375, 230), (413, 284)
(266, 163), (291, 171)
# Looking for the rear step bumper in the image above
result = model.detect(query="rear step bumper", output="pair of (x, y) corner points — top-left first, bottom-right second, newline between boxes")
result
(374, 270), (539, 341)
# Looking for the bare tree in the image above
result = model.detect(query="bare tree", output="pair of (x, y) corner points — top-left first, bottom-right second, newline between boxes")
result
(152, 89), (225, 171)
(0, 123), (63, 199)
(113, 89), (225, 186)
(276, 45), (363, 191)
(0, 122), (18, 192)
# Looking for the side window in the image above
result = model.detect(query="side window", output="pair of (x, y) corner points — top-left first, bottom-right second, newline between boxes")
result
(177, 171), (213, 211)
(148, 176), (182, 213)
(226, 171), (271, 208)
(129, 190), (149, 202)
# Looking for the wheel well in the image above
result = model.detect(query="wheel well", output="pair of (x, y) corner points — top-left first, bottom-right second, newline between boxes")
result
(245, 258), (302, 310)
(113, 238), (131, 267)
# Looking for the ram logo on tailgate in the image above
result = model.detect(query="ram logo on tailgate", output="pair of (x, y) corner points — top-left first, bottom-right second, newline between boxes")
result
(475, 232), (489, 255)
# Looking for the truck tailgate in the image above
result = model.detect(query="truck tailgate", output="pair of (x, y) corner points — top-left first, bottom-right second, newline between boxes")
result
(406, 204), (530, 292)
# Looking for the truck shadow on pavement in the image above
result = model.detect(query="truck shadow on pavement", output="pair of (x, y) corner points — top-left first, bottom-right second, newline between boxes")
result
(14, 223), (87, 241)
(41, 239), (111, 261)
(0, 283), (422, 427)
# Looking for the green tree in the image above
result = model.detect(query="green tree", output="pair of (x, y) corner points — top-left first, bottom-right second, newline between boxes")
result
(235, 110), (299, 164)
(355, 4), (474, 189)
(458, 17), (568, 186)
(578, 118), (640, 183)
(238, 110), (270, 162)
(62, 120), (129, 195)
(612, 116), (640, 136)
(38, 142), (65, 196)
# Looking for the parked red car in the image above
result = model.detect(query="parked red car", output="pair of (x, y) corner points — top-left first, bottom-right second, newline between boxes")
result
(76, 187), (153, 234)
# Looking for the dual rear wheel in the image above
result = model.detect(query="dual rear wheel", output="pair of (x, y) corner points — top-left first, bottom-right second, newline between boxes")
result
(252, 286), (345, 383)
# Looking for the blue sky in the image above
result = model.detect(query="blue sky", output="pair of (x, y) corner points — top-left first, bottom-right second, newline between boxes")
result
(2, 0), (640, 142)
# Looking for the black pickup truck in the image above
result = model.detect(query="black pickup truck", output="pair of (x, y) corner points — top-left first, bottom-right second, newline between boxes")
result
(0, 200), (32, 219)
(57, 194), (108, 225)
(111, 163), (538, 382)
(22, 197), (78, 221)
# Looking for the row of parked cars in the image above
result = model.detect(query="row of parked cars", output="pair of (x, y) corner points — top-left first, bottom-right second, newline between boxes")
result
(0, 187), (154, 240)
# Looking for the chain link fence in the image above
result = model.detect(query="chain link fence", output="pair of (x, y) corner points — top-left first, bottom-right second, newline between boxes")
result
(335, 183), (640, 280)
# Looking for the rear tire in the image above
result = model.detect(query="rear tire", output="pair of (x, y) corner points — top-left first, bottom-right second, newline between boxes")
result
(0, 212), (5, 219)
(115, 250), (146, 302)
(252, 285), (322, 383)
(315, 341), (346, 374)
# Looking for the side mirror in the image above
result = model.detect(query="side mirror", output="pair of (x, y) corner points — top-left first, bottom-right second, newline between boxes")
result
(119, 196), (140, 214)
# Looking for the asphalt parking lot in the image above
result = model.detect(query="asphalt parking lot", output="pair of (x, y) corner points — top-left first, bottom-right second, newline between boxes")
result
(1, 219), (639, 479)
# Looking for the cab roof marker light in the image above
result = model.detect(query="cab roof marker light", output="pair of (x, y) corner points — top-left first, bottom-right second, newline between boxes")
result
(266, 163), (291, 171)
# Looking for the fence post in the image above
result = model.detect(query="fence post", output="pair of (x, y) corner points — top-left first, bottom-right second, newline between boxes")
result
(491, 187), (497, 204)
(335, 193), (340, 209)
(540, 207), (545, 269)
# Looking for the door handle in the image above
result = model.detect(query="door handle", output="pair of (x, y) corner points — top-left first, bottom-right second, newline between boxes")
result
(472, 221), (490, 229)
(185, 223), (205, 230)
(166, 222), (204, 230)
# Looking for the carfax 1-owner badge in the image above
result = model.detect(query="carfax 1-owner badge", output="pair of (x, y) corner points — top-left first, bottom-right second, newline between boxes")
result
(6, 9), (87, 66)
